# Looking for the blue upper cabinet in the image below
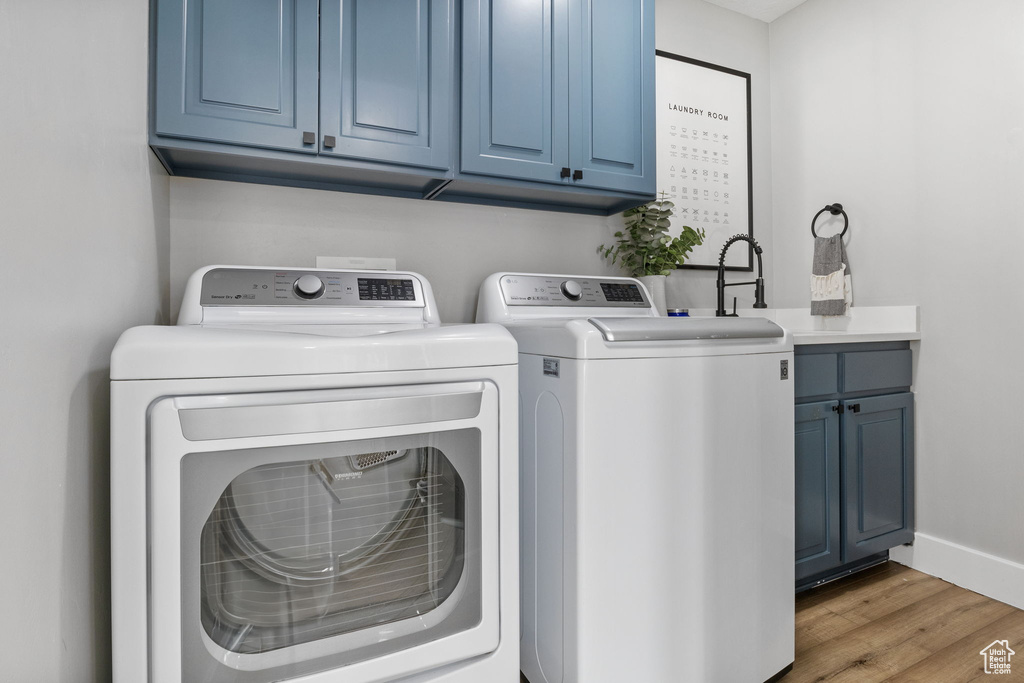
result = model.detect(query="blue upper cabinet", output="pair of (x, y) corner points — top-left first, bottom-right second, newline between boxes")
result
(154, 0), (320, 153)
(319, 0), (453, 170)
(461, 0), (569, 183)
(461, 0), (654, 196)
(569, 0), (655, 193)
(151, 0), (653, 211)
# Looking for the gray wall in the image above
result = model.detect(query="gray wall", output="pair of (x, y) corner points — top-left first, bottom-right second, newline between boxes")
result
(770, 0), (1024, 565)
(0, 2), (170, 681)
(169, 0), (772, 322)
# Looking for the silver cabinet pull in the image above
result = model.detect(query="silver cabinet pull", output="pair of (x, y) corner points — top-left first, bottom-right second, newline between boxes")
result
(324, 135), (337, 149)
(302, 131), (315, 145)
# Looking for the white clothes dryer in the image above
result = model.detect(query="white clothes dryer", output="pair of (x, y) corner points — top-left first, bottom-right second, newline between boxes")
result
(477, 272), (795, 683)
(111, 266), (519, 683)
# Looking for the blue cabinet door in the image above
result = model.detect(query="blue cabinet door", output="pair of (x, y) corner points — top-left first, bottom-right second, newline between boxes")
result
(843, 392), (915, 562)
(320, 0), (453, 170)
(568, 0), (655, 194)
(795, 401), (842, 581)
(154, 0), (319, 153)
(461, 0), (570, 183)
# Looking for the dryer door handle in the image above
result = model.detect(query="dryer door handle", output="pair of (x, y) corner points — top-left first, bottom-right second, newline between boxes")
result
(177, 388), (484, 441)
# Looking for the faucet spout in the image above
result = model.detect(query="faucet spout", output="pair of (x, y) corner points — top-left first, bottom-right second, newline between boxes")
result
(716, 234), (767, 317)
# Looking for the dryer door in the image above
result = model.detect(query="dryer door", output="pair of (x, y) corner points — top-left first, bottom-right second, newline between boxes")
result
(147, 381), (500, 683)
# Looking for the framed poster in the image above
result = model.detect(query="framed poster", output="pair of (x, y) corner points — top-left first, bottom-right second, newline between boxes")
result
(655, 51), (753, 271)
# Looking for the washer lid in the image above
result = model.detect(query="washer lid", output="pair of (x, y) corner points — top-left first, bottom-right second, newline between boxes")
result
(499, 317), (793, 359)
(110, 323), (517, 380)
(589, 317), (783, 342)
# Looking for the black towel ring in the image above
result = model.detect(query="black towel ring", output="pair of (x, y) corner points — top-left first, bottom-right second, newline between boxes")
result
(811, 203), (848, 238)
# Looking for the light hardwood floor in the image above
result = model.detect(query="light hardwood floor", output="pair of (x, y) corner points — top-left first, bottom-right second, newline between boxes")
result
(518, 562), (1024, 682)
(785, 561), (1024, 682)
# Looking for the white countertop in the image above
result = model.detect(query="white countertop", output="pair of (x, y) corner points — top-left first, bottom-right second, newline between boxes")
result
(685, 306), (920, 345)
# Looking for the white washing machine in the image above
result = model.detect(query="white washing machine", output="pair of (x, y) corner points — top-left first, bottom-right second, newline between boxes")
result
(111, 266), (519, 683)
(477, 272), (795, 683)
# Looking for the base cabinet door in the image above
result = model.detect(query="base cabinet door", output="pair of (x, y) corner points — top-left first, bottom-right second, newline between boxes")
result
(795, 401), (842, 581)
(319, 0), (453, 170)
(154, 0), (320, 152)
(843, 392), (915, 563)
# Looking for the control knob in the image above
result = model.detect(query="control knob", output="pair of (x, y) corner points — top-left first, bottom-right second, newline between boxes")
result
(293, 274), (326, 299)
(560, 280), (583, 301)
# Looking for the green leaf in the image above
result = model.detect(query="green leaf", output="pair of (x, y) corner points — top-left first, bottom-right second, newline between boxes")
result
(602, 197), (707, 275)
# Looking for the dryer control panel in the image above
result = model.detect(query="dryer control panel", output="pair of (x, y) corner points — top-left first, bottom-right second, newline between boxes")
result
(199, 268), (425, 308)
(499, 274), (650, 308)
(178, 266), (441, 327)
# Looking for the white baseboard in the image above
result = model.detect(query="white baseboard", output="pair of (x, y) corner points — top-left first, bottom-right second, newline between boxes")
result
(891, 533), (1024, 610)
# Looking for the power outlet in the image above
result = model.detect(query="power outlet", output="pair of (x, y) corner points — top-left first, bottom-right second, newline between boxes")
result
(316, 256), (396, 271)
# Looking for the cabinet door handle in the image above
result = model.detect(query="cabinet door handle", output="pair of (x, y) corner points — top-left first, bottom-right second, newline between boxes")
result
(849, 403), (861, 413)
(832, 404), (844, 414)
(323, 135), (337, 149)
(302, 131), (316, 145)
(572, 169), (584, 181)
(560, 167), (571, 178)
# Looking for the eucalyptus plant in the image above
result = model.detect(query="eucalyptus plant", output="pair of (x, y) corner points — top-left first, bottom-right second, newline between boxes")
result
(599, 193), (706, 276)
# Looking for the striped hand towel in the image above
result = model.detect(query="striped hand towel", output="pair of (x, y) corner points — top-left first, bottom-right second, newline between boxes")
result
(810, 235), (852, 316)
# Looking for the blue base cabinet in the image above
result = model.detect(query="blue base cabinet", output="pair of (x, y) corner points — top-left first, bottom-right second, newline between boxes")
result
(843, 392), (915, 563)
(794, 343), (915, 588)
(795, 401), (842, 579)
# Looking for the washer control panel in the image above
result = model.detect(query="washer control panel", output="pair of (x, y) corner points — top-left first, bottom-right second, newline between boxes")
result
(499, 274), (650, 308)
(200, 268), (424, 307)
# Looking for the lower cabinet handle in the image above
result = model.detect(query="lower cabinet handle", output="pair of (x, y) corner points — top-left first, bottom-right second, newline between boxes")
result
(560, 167), (571, 178)
(323, 135), (337, 149)
(572, 169), (584, 181)
(850, 403), (861, 413)
(302, 131), (316, 145)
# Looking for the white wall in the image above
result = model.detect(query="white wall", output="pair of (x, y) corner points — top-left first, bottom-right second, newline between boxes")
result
(656, 0), (773, 311)
(169, 178), (620, 323)
(770, 0), (1024, 599)
(0, 2), (169, 681)
(168, 0), (770, 321)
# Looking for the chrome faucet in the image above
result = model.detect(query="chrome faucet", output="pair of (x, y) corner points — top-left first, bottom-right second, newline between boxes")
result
(716, 234), (767, 317)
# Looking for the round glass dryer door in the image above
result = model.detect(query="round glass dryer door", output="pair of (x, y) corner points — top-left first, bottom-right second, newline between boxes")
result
(178, 428), (487, 683)
(203, 446), (464, 652)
